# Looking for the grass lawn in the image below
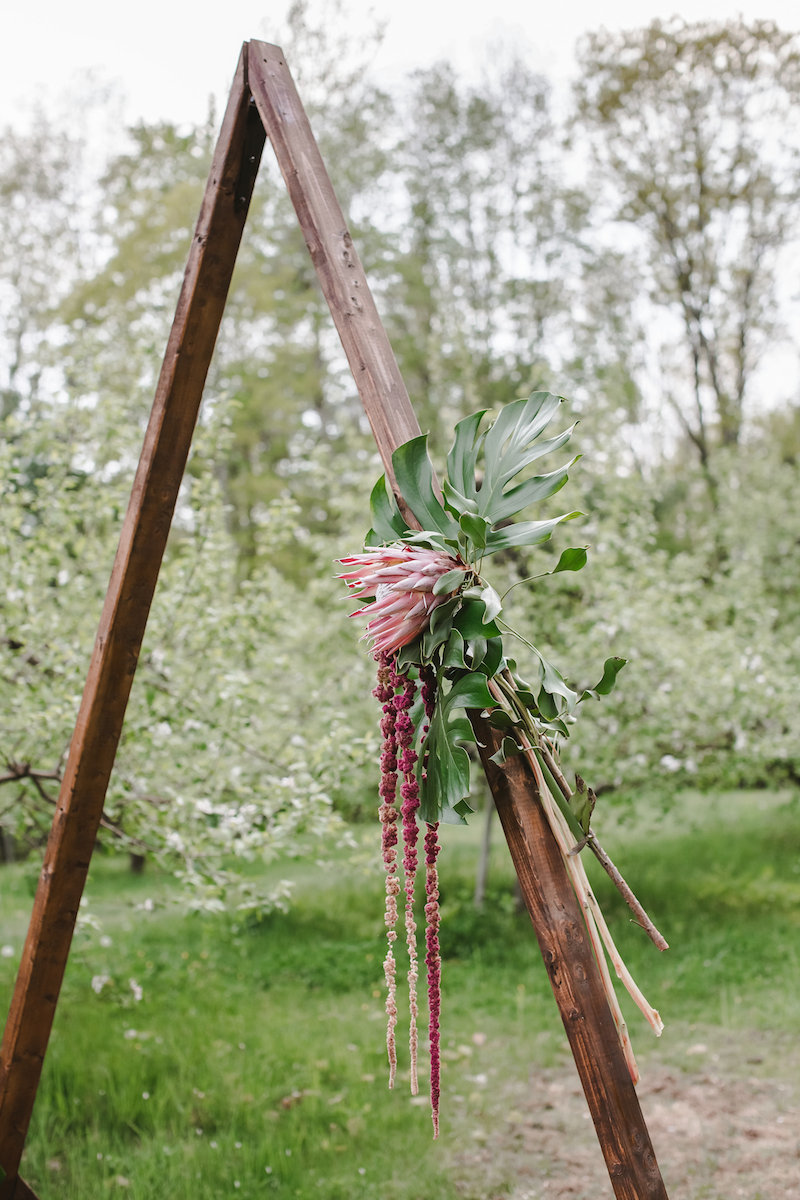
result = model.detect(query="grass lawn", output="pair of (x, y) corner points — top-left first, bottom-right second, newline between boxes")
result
(1, 787), (798, 1198)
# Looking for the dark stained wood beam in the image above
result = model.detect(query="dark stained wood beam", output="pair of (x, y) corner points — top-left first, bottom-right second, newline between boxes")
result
(0, 1173), (41, 1199)
(0, 45), (265, 1182)
(475, 724), (668, 1198)
(247, 40), (670, 1199)
(247, 41), (420, 519)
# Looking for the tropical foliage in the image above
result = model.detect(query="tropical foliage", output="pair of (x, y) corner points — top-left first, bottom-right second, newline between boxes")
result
(342, 394), (673, 1134)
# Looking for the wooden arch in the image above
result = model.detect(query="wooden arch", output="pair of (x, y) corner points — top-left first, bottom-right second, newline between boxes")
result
(0, 42), (670, 1199)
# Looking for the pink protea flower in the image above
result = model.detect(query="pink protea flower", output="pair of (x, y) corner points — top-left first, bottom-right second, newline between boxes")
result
(339, 546), (468, 655)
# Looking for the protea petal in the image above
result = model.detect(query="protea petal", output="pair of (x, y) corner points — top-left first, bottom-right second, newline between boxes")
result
(338, 545), (467, 655)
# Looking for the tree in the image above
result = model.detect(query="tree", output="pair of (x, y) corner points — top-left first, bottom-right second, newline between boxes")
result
(387, 55), (586, 437)
(0, 395), (377, 900)
(0, 114), (84, 422)
(574, 19), (800, 480)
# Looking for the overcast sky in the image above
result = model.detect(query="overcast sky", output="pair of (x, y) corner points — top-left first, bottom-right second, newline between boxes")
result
(3, 0), (799, 131)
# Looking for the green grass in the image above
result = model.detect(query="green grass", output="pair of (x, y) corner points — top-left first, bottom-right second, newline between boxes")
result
(1, 788), (799, 1197)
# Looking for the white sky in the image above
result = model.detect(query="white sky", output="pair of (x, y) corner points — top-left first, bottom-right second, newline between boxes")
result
(3, 0), (799, 130)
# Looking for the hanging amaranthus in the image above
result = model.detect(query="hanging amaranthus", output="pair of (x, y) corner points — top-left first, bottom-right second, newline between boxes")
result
(423, 820), (441, 1137)
(340, 390), (669, 1137)
(395, 669), (421, 1095)
(374, 652), (400, 1086)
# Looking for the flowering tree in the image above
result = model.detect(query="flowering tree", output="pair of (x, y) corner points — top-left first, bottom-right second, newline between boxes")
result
(0, 402), (373, 908)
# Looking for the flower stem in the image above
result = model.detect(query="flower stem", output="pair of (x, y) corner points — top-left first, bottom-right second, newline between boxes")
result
(486, 674), (664, 1057)
(495, 669), (668, 950)
(424, 822), (441, 1138)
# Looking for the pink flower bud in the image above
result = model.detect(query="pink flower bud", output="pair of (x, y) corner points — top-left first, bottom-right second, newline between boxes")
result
(339, 547), (467, 654)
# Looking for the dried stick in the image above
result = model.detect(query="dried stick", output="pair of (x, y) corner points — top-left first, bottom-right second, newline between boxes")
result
(497, 670), (668, 953)
(486, 677), (664, 1057)
(535, 735), (669, 952)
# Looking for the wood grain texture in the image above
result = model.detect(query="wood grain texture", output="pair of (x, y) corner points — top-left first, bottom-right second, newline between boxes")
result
(475, 718), (669, 1199)
(247, 40), (420, 516)
(0, 45), (265, 1179)
(0, 1174), (40, 1200)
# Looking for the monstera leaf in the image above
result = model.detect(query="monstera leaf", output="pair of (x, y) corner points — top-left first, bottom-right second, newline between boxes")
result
(419, 672), (494, 823)
(366, 473), (410, 545)
(443, 392), (582, 559)
(392, 436), (458, 538)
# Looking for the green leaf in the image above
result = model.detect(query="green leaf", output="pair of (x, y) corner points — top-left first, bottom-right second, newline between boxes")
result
(442, 478), (479, 517)
(368, 474), (408, 544)
(432, 567), (468, 596)
(487, 709), (515, 729)
(590, 657), (627, 697)
(483, 393), (562, 479)
(442, 797), (474, 825)
(419, 672), (494, 821)
(535, 648), (579, 714)
(454, 599), (501, 639)
(484, 511), (582, 555)
(553, 547), (588, 574)
(568, 774), (596, 835)
(429, 596), (460, 636)
(446, 672), (495, 710)
(445, 409), (485, 500)
(537, 689), (560, 720)
(392, 435), (457, 537)
(467, 634), (487, 669)
(487, 459), (578, 522)
(422, 597), (460, 659)
(448, 716), (475, 744)
(422, 619), (454, 660)
(489, 736), (522, 766)
(419, 731), (471, 823)
(459, 511), (490, 551)
(539, 716), (570, 737)
(479, 392), (573, 522)
(492, 424), (578, 486)
(442, 629), (467, 669)
(482, 636), (504, 678)
(399, 529), (451, 550)
(396, 637), (423, 670)
(479, 584), (502, 623)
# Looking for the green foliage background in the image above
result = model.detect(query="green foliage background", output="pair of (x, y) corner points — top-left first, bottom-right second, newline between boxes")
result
(2, 5), (799, 900)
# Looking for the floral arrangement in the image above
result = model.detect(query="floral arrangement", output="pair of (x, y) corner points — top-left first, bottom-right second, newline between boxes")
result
(339, 392), (667, 1137)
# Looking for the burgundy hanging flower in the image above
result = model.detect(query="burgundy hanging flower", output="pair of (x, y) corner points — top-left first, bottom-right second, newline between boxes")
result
(424, 821), (442, 1138)
(395, 671), (421, 1095)
(371, 650), (446, 1137)
(339, 546), (467, 655)
(374, 652), (401, 1087)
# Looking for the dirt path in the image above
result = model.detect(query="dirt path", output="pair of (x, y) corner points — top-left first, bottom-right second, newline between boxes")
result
(449, 1031), (800, 1199)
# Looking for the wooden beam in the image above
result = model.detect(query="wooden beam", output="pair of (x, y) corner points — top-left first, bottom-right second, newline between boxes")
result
(0, 45), (265, 1181)
(247, 41), (420, 516)
(247, 41), (670, 1199)
(0, 1173), (41, 1200)
(475, 724), (668, 1199)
